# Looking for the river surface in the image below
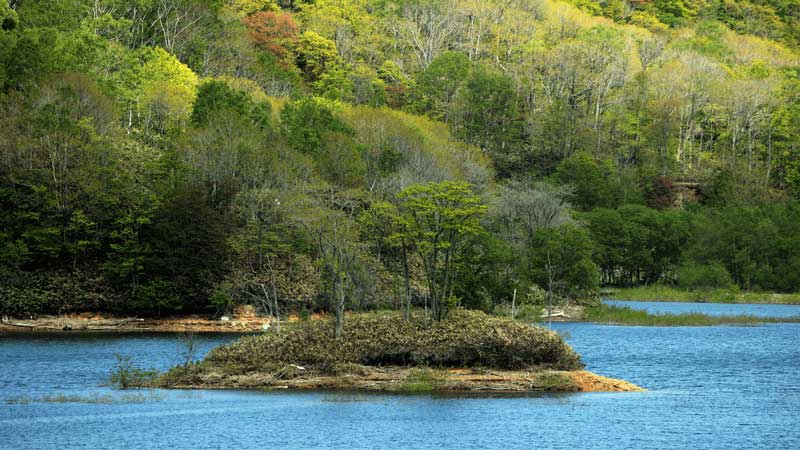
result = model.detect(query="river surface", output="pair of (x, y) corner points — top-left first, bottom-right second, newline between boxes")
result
(2, 301), (799, 450)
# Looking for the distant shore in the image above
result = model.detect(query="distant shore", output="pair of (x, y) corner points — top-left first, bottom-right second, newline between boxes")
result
(0, 313), (273, 333)
(5, 299), (800, 333)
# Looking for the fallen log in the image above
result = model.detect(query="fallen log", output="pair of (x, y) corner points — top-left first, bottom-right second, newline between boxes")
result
(3, 322), (38, 328)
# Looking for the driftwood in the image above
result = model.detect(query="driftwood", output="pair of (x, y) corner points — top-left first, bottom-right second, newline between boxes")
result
(2, 322), (39, 328)
(1, 317), (145, 331)
(467, 385), (517, 391)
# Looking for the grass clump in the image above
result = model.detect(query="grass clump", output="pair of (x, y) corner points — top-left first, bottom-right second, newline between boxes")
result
(41, 393), (114, 404)
(585, 304), (800, 326)
(5, 396), (31, 405)
(398, 369), (447, 393)
(163, 310), (583, 384)
(5, 391), (165, 405)
(531, 371), (579, 392)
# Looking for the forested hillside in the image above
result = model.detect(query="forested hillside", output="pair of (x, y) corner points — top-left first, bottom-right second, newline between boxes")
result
(1, 0), (799, 318)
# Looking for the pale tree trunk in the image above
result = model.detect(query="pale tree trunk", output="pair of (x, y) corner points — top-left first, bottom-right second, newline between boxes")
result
(510, 288), (517, 319)
(335, 272), (347, 337)
(545, 251), (555, 329)
(403, 247), (411, 321)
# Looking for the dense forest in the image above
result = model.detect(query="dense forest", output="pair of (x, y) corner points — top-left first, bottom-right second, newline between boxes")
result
(1, 0), (799, 320)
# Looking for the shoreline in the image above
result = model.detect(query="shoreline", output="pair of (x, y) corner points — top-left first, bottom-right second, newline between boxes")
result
(4, 306), (800, 333)
(160, 367), (644, 394)
(0, 313), (273, 334)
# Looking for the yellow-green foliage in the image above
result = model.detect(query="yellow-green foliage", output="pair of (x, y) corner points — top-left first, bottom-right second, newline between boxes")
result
(343, 106), (492, 191)
(140, 47), (199, 94)
(136, 47), (200, 123)
(227, 0), (280, 17)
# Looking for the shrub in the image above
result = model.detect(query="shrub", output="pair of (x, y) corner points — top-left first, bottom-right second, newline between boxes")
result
(0, 270), (109, 317)
(209, 284), (236, 316)
(198, 310), (583, 375)
(109, 354), (159, 389)
(677, 262), (735, 290)
(131, 279), (182, 316)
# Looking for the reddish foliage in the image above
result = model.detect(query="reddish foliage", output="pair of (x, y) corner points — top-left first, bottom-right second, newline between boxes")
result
(384, 83), (408, 109)
(242, 11), (299, 61)
(647, 176), (676, 209)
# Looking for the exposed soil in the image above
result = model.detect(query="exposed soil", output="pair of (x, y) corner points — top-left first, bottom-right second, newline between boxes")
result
(165, 366), (644, 394)
(0, 306), (273, 333)
(568, 370), (644, 392)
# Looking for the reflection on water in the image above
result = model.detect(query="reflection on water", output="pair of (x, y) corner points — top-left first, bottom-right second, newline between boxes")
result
(2, 308), (799, 450)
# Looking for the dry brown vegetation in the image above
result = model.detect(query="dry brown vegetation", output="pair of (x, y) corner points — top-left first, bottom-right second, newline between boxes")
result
(194, 310), (582, 373)
(150, 310), (645, 393)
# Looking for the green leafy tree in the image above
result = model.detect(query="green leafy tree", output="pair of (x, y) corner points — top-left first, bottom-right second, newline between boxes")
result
(141, 186), (231, 313)
(396, 181), (487, 320)
(412, 51), (470, 122)
(1, 1), (18, 31)
(191, 79), (271, 128)
(360, 201), (416, 319)
(295, 187), (363, 336)
(280, 96), (351, 154)
(555, 153), (622, 211)
(528, 224), (599, 301)
(452, 65), (525, 177)
(313, 63), (355, 101)
(295, 30), (338, 82)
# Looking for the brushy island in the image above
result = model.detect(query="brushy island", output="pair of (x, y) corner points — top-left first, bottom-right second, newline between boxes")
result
(158, 311), (641, 393)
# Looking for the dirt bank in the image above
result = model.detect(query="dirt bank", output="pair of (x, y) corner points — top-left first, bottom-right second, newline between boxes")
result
(0, 306), (274, 333)
(163, 366), (644, 394)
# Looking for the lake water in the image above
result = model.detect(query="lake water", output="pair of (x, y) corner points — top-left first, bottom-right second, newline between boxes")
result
(605, 298), (800, 317)
(2, 302), (799, 450)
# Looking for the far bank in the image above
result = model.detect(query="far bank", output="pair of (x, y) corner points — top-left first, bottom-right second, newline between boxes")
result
(605, 286), (800, 305)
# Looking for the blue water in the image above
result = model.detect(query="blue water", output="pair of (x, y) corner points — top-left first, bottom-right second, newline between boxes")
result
(605, 299), (800, 317)
(2, 308), (799, 449)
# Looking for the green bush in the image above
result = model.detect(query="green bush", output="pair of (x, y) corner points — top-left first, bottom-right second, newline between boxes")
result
(0, 270), (109, 317)
(209, 284), (236, 316)
(0, 285), (60, 318)
(198, 310), (583, 374)
(677, 262), (735, 290)
(131, 280), (183, 316)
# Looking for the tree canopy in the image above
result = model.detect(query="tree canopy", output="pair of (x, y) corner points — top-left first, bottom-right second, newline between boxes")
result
(1, 0), (799, 329)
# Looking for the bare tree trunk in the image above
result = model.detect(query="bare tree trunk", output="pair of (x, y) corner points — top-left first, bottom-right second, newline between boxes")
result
(765, 124), (773, 187)
(403, 247), (411, 321)
(335, 273), (346, 337)
(510, 288), (517, 319)
(546, 251), (554, 329)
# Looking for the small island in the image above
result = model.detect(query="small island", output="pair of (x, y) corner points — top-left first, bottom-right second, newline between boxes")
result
(156, 311), (643, 394)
